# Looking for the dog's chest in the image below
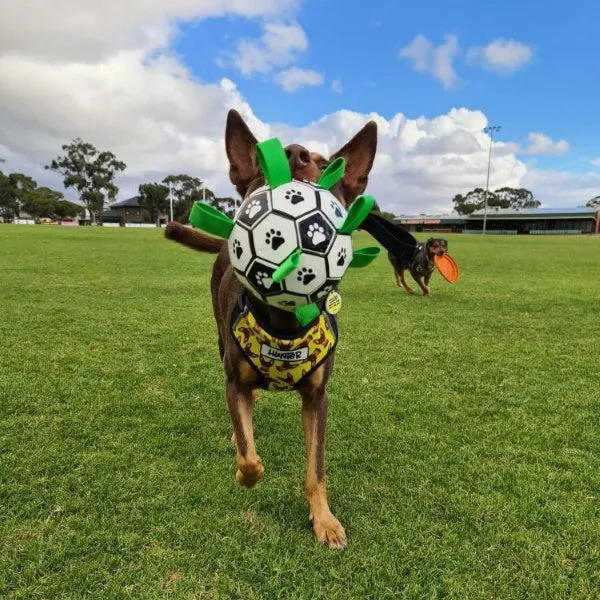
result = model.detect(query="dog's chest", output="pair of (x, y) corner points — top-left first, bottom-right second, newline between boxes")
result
(231, 305), (337, 392)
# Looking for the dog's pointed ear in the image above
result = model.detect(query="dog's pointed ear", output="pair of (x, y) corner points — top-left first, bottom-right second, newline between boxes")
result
(329, 120), (378, 204)
(225, 109), (260, 198)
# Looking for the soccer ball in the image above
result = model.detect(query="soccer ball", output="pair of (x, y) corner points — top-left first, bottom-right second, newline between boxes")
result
(227, 180), (353, 310)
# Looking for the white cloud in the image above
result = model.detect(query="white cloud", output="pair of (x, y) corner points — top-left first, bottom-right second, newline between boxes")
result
(222, 22), (308, 76)
(523, 132), (569, 156)
(432, 35), (459, 89)
(331, 80), (343, 94)
(0, 2), (593, 216)
(467, 38), (533, 73)
(399, 34), (459, 89)
(0, 0), (300, 63)
(274, 67), (324, 92)
(590, 158), (600, 167)
(399, 35), (431, 72)
(522, 170), (600, 207)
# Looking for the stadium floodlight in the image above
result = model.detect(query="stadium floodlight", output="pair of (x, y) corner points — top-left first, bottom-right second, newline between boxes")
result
(482, 125), (501, 235)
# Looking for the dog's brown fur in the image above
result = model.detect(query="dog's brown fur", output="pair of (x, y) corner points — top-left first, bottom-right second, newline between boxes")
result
(165, 109), (377, 549)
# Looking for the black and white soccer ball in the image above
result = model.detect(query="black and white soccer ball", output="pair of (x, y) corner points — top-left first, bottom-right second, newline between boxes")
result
(228, 180), (353, 310)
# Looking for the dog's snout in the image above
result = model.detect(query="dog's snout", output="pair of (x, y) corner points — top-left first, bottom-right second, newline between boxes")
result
(285, 144), (311, 169)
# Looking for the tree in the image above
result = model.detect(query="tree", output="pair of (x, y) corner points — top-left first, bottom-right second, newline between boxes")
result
(586, 195), (600, 208)
(138, 183), (169, 223)
(369, 199), (395, 221)
(21, 187), (64, 219)
(452, 187), (540, 215)
(54, 199), (81, 219)
(0, 172), (37, 219)
(45, 138), (126, 222)
(211, 196), (237, 219)
(163, 174), (214, 222)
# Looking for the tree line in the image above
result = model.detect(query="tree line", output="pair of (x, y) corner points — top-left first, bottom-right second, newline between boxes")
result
(0, 138), (237, 224)
(2, 138), (599, 223)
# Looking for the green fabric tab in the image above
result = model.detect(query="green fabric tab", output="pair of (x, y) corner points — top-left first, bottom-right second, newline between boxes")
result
(294, 303), (320, 326)
(349, 246), (382, 268)
(339, 195), (375, 234)
(317, 157), (345, 190)
(272, 249), (302, 283)
(189, 201), (234, 239)
(256, 138), (292, 189)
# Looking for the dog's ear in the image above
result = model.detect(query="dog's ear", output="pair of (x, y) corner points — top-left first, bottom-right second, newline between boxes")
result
(225, 109), (260, 198)
(329, 120), (378, 204)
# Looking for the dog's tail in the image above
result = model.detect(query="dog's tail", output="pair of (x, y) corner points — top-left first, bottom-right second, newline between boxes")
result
(164, 221), (225, 254)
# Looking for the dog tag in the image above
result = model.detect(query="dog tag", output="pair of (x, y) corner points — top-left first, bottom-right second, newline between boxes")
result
(325, 291), (342, 315)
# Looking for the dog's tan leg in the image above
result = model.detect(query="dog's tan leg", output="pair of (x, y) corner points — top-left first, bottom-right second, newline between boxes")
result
(399, 269), (415, 295)
(300, 367), (346, 550)
(415, 277), (430, 296)
(423, 272), (432, 296)
(231, 389), (260, 445)
(226, 370), (264, 488)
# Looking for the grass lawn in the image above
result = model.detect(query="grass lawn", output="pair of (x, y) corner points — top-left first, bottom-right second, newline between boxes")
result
(1, 224), (599, 599)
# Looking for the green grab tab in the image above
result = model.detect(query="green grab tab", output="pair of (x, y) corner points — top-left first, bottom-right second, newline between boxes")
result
(256, 138), (292, 189)
(338, 194), (375, 234)
(349, 246), (381, 268)
(294, 303), (320, 326)
(317, 157), (345, 190)
(189, 201), (234, 239)
(272, 248), (302, 283)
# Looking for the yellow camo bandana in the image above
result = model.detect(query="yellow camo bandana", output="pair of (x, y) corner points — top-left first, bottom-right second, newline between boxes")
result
(231, 305), (337, 392)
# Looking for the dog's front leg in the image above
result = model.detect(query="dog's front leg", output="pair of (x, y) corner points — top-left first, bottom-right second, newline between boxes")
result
(300, 367), (347, 550)
(413, 272), (430, 296)
(225, 360), (264, 488)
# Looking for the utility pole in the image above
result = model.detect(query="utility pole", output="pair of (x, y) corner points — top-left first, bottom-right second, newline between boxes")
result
(482, 124), (501, 235)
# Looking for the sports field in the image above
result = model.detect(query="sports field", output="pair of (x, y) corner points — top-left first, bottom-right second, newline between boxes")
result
(1, 225), (599, 599)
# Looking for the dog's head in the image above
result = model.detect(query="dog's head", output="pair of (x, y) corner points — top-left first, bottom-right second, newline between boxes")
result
(425, 237), (448, 257)
(225, 109), (378, 208)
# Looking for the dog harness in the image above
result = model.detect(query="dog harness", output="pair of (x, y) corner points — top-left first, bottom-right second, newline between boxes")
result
(412, 243), (434, 275)
(230, 293), (338, 392)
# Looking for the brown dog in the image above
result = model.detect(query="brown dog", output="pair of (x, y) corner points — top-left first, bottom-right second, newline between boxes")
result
(164, 109), (377, 549)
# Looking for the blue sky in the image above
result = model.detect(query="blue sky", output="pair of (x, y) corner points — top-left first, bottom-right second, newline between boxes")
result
(174, 0), (600, 172)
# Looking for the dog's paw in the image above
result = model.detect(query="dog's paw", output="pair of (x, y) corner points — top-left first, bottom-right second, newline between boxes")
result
(311, 512), (347, 550)
(236, 458), (264, 488)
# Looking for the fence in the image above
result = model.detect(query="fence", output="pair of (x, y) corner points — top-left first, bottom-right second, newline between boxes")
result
(463, 229), (518, 235)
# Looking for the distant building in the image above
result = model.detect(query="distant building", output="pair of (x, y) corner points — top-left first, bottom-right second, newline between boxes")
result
(392, 214), (465, 233)
(101, 196), (168, 226)
(393, 206), (600, 235)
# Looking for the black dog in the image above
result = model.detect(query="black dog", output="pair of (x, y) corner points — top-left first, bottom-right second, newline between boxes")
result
(388, 237), (448, 296)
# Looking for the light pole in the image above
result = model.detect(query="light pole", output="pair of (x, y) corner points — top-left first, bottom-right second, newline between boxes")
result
(482, 124), (501, 235)
(168, 182), (173, 222)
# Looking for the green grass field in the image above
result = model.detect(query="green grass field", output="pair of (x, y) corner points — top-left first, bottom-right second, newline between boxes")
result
(1, 225), (599, 599)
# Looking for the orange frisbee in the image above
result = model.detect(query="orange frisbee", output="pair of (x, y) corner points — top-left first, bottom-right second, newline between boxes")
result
(434, 253), (460, 284)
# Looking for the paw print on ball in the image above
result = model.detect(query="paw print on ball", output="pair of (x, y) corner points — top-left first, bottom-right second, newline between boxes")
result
(326, 234), (353, 280)
(237, 191), (270, 228)
(270, 182), (318, 217)
(232, 239), (243, 259)
(307, 223), (327, 246)
(255, 270), (274, 289)
(285, 189), (304, 205)
(252, 214), (298, 264)
(245, 260), (283, 297)
(285, 255), (327, 296)
(297, 267), (316, 286)
(297, 212), (335, 255)
(265, 229), (285, 251)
